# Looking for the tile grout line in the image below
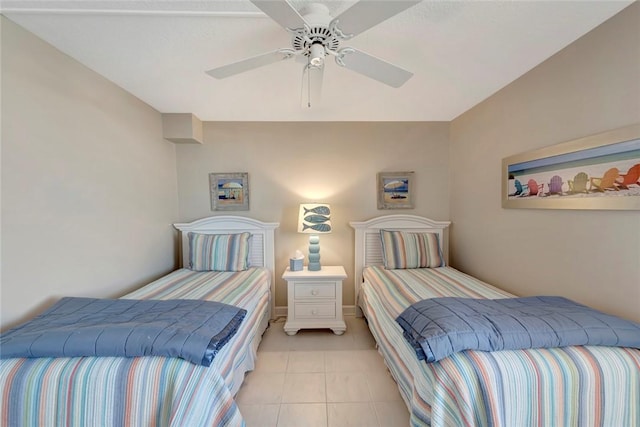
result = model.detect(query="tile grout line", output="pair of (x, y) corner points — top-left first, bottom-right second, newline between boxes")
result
(325, 369), (329, 427)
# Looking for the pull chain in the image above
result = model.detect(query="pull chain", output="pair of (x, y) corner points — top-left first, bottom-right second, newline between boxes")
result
(300, 61), (312, 109)
(308, 61), (311, 108)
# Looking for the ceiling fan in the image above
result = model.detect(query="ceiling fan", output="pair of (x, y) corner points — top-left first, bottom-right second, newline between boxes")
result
(206, 0), (421, 106)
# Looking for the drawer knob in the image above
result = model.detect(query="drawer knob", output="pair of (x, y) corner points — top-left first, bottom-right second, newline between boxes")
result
(311, 309), (318, 315)
(311, 289), (319, 296)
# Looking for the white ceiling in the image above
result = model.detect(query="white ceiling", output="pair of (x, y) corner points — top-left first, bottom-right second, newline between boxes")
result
(1, 0), (633, 121)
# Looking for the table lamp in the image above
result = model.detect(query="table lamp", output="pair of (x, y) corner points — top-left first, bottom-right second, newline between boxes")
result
(297, 203), (331, 271)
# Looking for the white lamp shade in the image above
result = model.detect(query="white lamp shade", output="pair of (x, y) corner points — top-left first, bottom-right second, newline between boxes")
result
(298, 203), (331, 234)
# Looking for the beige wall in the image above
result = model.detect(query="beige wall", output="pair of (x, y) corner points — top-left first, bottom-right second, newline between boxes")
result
(449, 3), (640, 322)
(176, 122), (450, 309)
(0, 17), (180, 330)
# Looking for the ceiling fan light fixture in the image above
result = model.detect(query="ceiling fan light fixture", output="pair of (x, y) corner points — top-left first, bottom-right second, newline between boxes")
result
(309, 43), (325, 68)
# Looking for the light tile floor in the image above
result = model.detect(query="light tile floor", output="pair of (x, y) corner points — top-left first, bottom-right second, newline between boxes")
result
(237, 315), (410, 427)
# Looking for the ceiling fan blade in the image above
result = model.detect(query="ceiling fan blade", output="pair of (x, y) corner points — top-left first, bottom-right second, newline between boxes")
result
(250, 0), (308, 30)
(331, 0), (421, 38)
(338, 48), (413, 88)
(301, 65), (324, 108)
(206, 50), (294, 79)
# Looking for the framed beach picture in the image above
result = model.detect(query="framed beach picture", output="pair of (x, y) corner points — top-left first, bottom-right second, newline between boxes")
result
(377, 171), (415, 209)
(209, 172), (249, 211)
(502, 124), (640, 210)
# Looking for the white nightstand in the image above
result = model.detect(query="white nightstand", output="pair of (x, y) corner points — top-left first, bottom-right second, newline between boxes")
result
(282, 265), (347, 336)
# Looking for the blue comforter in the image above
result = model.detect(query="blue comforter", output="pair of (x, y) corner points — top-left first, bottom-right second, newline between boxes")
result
(396, 296), (640, 363)
(0, 297), (246, 366)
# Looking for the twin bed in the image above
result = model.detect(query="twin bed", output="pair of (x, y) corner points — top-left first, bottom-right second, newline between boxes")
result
(2, 214), (639, 427)
(351, 214), (640, 427)
(1, 216), (278, 426)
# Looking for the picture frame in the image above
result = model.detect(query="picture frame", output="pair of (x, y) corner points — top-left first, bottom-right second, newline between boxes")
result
(209, 172), (249, 211)
(377, 171), (415, 209)
(502, 124), (640, 210)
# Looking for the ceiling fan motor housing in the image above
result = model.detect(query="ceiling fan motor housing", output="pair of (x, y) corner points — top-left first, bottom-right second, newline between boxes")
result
(292, 3), (340, 59)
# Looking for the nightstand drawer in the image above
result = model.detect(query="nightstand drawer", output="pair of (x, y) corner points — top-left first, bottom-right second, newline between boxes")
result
(294, 282), (336, 299)
(294, 302), (336, 319)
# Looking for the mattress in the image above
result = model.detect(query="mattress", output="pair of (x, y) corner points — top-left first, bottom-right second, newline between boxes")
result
(361, 265), (640, 427)
(0, 267), (271, 427)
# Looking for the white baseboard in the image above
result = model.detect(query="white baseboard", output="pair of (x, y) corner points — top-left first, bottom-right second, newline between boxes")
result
(343, 305), (356, 316)
(274, 306), (287, 318)
(274, 305), (356, 319)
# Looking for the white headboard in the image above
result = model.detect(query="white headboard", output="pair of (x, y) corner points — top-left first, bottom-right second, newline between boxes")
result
(349, 215), (451, 315)
(173, 216), (279, 318)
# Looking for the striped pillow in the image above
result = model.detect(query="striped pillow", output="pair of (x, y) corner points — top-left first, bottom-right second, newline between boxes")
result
(380, 230), (443, 269)
(188, 232), (251, 271)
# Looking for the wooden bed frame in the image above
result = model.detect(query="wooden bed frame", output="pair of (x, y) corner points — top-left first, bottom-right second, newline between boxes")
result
(174, 215), (279, 319)
(349, 214), (450, 315)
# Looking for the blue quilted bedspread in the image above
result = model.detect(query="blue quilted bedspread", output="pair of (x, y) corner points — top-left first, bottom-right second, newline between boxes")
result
(396, 296), (640, 363)
(0, 297), (246, 366)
